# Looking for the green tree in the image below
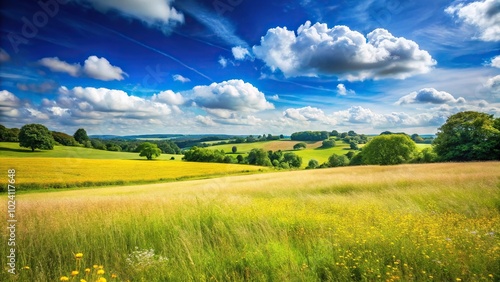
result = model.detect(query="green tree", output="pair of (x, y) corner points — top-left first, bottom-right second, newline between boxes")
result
(321, 139), (336, 148)
(51, 131), (78, 146)
(236, 155), (244, 163)
(327, 154), (348, 167)
(362, 134), (417, 165)
(433, 111), (500, 161)
(306, 159), (319, 169)
(412, 148), (438, 163)
(232, 146), (237, 153)
(283, 152), (302, 168)
(138, 142), (161, 160)
(293, 142), (307, 150)
(19, 124), (55, 152)
(247, 148), (272, 166)
(73, 128), (90, 144)
(349, 141), (359, 150)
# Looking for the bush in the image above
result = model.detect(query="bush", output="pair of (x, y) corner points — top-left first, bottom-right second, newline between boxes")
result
(321, 139), (336, 148)
(306, 159), (319, 169)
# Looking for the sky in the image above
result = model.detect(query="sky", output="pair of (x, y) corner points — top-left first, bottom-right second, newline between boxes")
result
(0, 0), (499, 136)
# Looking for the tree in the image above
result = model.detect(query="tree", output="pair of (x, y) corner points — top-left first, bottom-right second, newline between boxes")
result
(293, 142), (307, 150)
(236, 155), (244, 163)
(283, 152), (302, 168)
(73, 128), (89, 144)
(138, 142), (161, 160)
(327, 154), (348, 167)
(19, 124), (55, 152)
(321, 139), (336, 148)
(51, 131), (78, 146)
(362, 134), (417, 165)
(232, 146), (237, 153)
(306, 159), (319, 169)
(433, 111), (500, 161)
(349, 141), (359, 150)
(247, 148), (272, 166)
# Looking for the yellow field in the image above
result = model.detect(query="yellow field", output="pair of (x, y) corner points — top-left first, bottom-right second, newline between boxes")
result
(0, 157), (266, 189)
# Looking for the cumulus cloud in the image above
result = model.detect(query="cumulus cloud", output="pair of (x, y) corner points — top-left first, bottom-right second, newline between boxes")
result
(192, 79), (275, 114)
(218, 56), (228, 68)
(58, 86), (173, 118)
(39, 57), (81, 77)
(232, 46), (251, 60)
(39, 56), (126, 81)
(152, 90), (186, 105)
(0, 90), (20, 118)
(336, 84), (355, 95)
(195, 115), (216, 126)
(252, 21), (436, 81)
(0, 48), (10, 62)
(396, 88), (466, 105)
(446, 0), (500, 42)
(73, 0), (184, 32)
(283, 106), (331, 122)
(485, 75), (500, 94)
(83, 56), (127, 81)
(173, 74), (190, 83)
(489, 55), (500, 68)
(269, 94), (280, 101)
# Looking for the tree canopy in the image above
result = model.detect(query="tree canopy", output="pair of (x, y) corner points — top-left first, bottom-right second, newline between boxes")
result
(433, 111), (500, 161)
(19, 124), (55, 152)
(362, 134), (417, 165)
(138, 142), (162, 160)
(73, 128), (90, 144)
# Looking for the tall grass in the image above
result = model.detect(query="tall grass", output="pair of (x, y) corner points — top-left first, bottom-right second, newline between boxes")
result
(0, 162), (499, 281)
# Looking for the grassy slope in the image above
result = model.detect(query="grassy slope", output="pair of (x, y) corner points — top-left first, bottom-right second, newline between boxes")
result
(0, 142), (180, 160)
(1, 162), (498, 281)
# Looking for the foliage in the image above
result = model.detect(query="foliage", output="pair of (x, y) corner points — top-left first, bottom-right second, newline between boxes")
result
(90, 139), (107, 150)
(73, 128), (90, 144)
(412, 148), (438, 163)
(247, 148), (272, 166)
(51, 131), (78, 146)
(362, 134), (417, 165)
(320, 139), (335, 148)
(293, 142), (307, 150)
(291, 131), (329, 141)
(306, 159), (319, 169)
(183, 147), (232, 163)
(349, 141), (358, 150)
(345, 151), (355, 160)
(0, 124), (19, 142)
(327, 153), (349, 167)
(138, 142), (162, 160)
(349, 152), (364, 166)
(232, 145), (237, 153)
(18, 124), (55, 152)
(283, 152), (302, 168)
(433, 111), (500, 161)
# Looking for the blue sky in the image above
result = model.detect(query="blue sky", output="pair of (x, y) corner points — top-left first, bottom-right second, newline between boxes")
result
(0, 0), (499, 135)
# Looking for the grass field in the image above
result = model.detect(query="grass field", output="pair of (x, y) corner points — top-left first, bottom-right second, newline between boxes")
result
(1, 162), (498, 281)
(0, 142), (179, 160)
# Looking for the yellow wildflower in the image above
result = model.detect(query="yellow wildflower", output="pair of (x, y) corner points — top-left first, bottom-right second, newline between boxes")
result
(23, 266), (30, 270)
(97, 269), (105, 275)
(85, 268), (91, 273)
(60, 276), (70, 281)
(97, 278), (107, 282)
(75, 253), (83, 259)
(111, 274), (118, 278)
(93, 264), (98, 269)
(71, 270), (79, 276)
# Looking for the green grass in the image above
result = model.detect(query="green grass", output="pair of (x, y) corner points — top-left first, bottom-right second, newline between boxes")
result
(1, 162), (498, 281)
(0, 142), (180, 160)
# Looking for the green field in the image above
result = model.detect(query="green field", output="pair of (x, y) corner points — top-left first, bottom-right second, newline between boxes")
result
(0, 142), (180, 160)
(1, 162), (498, 281)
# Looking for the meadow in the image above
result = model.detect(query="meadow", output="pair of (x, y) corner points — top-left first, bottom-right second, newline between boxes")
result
(0, 162), (498, 281)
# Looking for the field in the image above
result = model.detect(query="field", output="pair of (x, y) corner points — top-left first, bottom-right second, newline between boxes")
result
(0, 143), (266, 189)
(1, 162), (498, 281)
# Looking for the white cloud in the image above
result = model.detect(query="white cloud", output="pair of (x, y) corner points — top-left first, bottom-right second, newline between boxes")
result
(74, 0), (184, 32)
(173, 74), (190, 83)
(269, 94), (280, 101)
(252, 21), (436, 81)
(336, 84), (355, 95)
(0, 48), (10, 62)
(218, 56), (228, 68)
(485, 75), (500, 94)
(39, 57), (81, 77)
(0, 90), (20, 118)
(152, 90), (185, 105)
(58, 86), (173, 118)
(446, 0), (500, 42)
(396, 88), (466, 105)
(232, 46), (250, 60)
(192, 79), (275, 113)
(39, 56), (126, 81)
(48, 107), (69, 117)
(283, 106), (330, 122)
(195, 115), (216, 126)
(489, 55), (500, 68)
(83, 56), (127, 81)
